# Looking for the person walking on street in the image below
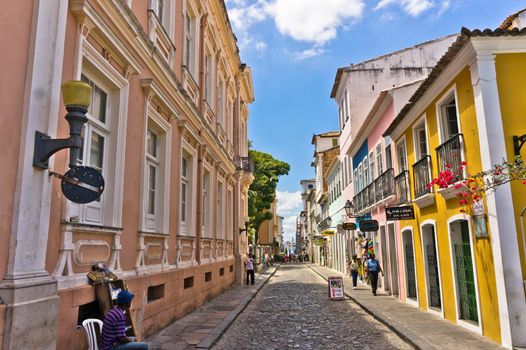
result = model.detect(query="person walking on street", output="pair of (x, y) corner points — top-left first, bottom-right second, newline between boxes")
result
(245, 254), (255, 285)
(349, 255), (359, 290)
(366, 253), (383, 296)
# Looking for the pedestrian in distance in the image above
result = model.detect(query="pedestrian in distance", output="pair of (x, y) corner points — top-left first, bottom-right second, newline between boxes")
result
(349, 255), (359, 290)
(100, 290), (149, 350)
(366, 253), (383, 296)
(245, 254), (255, 285)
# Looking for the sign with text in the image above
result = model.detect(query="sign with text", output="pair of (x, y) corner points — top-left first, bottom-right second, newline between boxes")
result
(328, 276), (345, 300)
(322, 230), (335, 236)
(342, 222), (357, 230)
(359, 220), (379, 232)
(386, 206), (415, 221)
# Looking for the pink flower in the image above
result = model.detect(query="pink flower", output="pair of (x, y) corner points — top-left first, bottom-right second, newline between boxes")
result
(461, 161), (467, 166)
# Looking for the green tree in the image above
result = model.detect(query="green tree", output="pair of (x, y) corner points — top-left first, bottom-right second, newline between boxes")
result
(248, 149), (290, 249)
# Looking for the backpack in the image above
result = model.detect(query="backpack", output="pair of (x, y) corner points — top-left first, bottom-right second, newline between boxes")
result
(368, 259), (379, 272)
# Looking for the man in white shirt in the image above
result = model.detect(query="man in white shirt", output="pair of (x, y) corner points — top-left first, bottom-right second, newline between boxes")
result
(245, 254), (255, 285)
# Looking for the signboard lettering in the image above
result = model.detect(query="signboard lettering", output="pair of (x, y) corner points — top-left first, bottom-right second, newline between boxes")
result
(328, 276), (344, 300)
(359, 220), (379, 232)
(342, 222), (357, 230)
(386, 206), (415, 221)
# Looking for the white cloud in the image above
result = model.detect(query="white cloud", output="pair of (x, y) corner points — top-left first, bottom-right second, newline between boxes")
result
(293, 47), (325, 61)
(375, 0), (434, 17)
(255, 41), (267, 52)
(276, 191), (302, 215)
(276, 191), (303, 240)
(267, 0), (365, 45)
(226, 0), (365, 58)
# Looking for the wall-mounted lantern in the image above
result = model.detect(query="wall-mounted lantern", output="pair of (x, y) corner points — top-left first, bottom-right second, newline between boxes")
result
(239, 216), (250, 234)
(33, 80), (105, 204)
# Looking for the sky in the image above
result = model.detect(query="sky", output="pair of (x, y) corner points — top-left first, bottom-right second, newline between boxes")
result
(224, 0), (523, 241)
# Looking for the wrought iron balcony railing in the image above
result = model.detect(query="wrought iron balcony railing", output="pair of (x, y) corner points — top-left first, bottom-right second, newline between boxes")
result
(395, 170), (410, 205)
(412, 155), (433, 199)
(236, 156), (254, 172)
(352, 168), (395, 213)
(435, 133), (464, 179)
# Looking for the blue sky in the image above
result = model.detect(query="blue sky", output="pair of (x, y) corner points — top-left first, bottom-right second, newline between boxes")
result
(225, 0), (523, 240)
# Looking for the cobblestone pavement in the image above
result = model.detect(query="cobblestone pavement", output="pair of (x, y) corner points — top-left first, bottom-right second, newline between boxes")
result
(212, 264), (412, 350)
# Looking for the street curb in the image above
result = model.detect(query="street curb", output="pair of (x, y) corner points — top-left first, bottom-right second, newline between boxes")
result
(306, 264), (419, 350)
(195, 264), (280, 349)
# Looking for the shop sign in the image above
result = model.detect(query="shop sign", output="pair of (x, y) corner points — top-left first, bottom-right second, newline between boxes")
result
(386, 206), (415, 220)
(342, 222), (357, 230)
(319, 216), (332, 231)
(359, 220), (379, 232)
(322, 230), (335, 236)
(328, 276), (344, 300)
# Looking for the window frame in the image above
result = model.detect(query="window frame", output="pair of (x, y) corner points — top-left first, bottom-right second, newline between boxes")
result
(180, 145), (197, 236)
(412, 115), (429, 161)
(376, 143), (383, 176)
(140, 106), (171, 234)
(396, 138), (408, 174)
(68, 63), (125, 227)
(435, 85), (461, 144)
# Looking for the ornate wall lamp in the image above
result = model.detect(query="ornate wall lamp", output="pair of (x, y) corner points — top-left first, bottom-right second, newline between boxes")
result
(33, 80), (104, 204)
(239, 219), (250, 234)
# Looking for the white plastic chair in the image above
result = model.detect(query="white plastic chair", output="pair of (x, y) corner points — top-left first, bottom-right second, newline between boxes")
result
(82, 318), (103, 350)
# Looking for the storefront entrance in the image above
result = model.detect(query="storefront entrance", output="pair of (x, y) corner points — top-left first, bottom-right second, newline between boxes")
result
(452, 220), (478, 323)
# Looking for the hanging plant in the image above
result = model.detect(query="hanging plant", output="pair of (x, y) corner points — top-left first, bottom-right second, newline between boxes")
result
(427, 156), (526, 212)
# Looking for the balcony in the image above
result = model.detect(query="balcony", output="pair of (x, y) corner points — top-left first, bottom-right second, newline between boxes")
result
(236, 156), (254, 173)
(375, 168), (395, 202)
(436, 133), (464, 178)
(413, 156), (433, 198)
(395, 170), (410, 205)
(352, 168), (395, 214)
(412, 156), (435, 208)
(435, 134), (465, 200)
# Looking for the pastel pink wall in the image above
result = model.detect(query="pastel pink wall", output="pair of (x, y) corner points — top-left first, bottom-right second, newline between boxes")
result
(0, 0), (34, 281)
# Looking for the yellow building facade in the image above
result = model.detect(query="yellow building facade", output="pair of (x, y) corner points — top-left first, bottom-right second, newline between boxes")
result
(385, 26), (526, 348)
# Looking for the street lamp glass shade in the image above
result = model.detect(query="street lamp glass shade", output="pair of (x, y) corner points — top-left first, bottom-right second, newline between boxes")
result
(61, 80), (92, 107)
(344, 200), (353, 216)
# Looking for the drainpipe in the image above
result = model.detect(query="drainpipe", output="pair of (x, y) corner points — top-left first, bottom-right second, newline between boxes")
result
(520, 207), (526, 297)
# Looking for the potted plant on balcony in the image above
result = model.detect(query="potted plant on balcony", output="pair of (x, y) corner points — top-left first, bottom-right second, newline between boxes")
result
(427, 157), (526, 212)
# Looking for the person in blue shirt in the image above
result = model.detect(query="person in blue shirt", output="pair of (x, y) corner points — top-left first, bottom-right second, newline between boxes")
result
(366, 254), (383, 296)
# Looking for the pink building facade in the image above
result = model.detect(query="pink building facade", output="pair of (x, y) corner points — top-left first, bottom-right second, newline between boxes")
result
(0, 1), (253, 349)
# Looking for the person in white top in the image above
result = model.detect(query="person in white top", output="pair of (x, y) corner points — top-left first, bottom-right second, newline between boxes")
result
(245, 254), (255, 285)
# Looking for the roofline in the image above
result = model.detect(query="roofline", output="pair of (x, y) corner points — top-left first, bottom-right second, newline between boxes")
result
(311, 131), (341, 144)
(384, 27), (526, 137)
(500, 7), (526, 29)
(330, 33), (458, 99)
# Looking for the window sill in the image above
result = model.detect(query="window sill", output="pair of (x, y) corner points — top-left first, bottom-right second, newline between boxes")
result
(437, 182), (463, 200)
(61, 221), (123, 234)
(413, 192), (435, 208)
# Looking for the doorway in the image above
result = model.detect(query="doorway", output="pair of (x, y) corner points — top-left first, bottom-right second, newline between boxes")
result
(388, 223), (399, 296)
(380, 226), (390, 293)
(450, 219), (479, 324)
(422, 223), (441, 311)
(403, 228), (417, 301)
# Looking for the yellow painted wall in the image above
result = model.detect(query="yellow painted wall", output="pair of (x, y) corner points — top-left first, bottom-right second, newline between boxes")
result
(495, 53), (526, 280)
(395, 67), (500, 342)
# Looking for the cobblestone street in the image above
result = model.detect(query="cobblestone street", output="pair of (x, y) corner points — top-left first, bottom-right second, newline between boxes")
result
(212, 264), (412, 350)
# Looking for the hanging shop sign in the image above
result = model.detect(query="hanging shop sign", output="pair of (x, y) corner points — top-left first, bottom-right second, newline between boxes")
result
(359, 220), (379, 232)
(318, 217), (332, 231)
(386, 205), (415, 221)
(342, 222), (357, 231)
(328, 276), (345, 300)
(322, 230), (335, 236)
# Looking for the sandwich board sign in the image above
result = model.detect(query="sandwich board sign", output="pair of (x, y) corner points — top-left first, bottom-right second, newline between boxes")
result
(328, 276), (344, 300)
